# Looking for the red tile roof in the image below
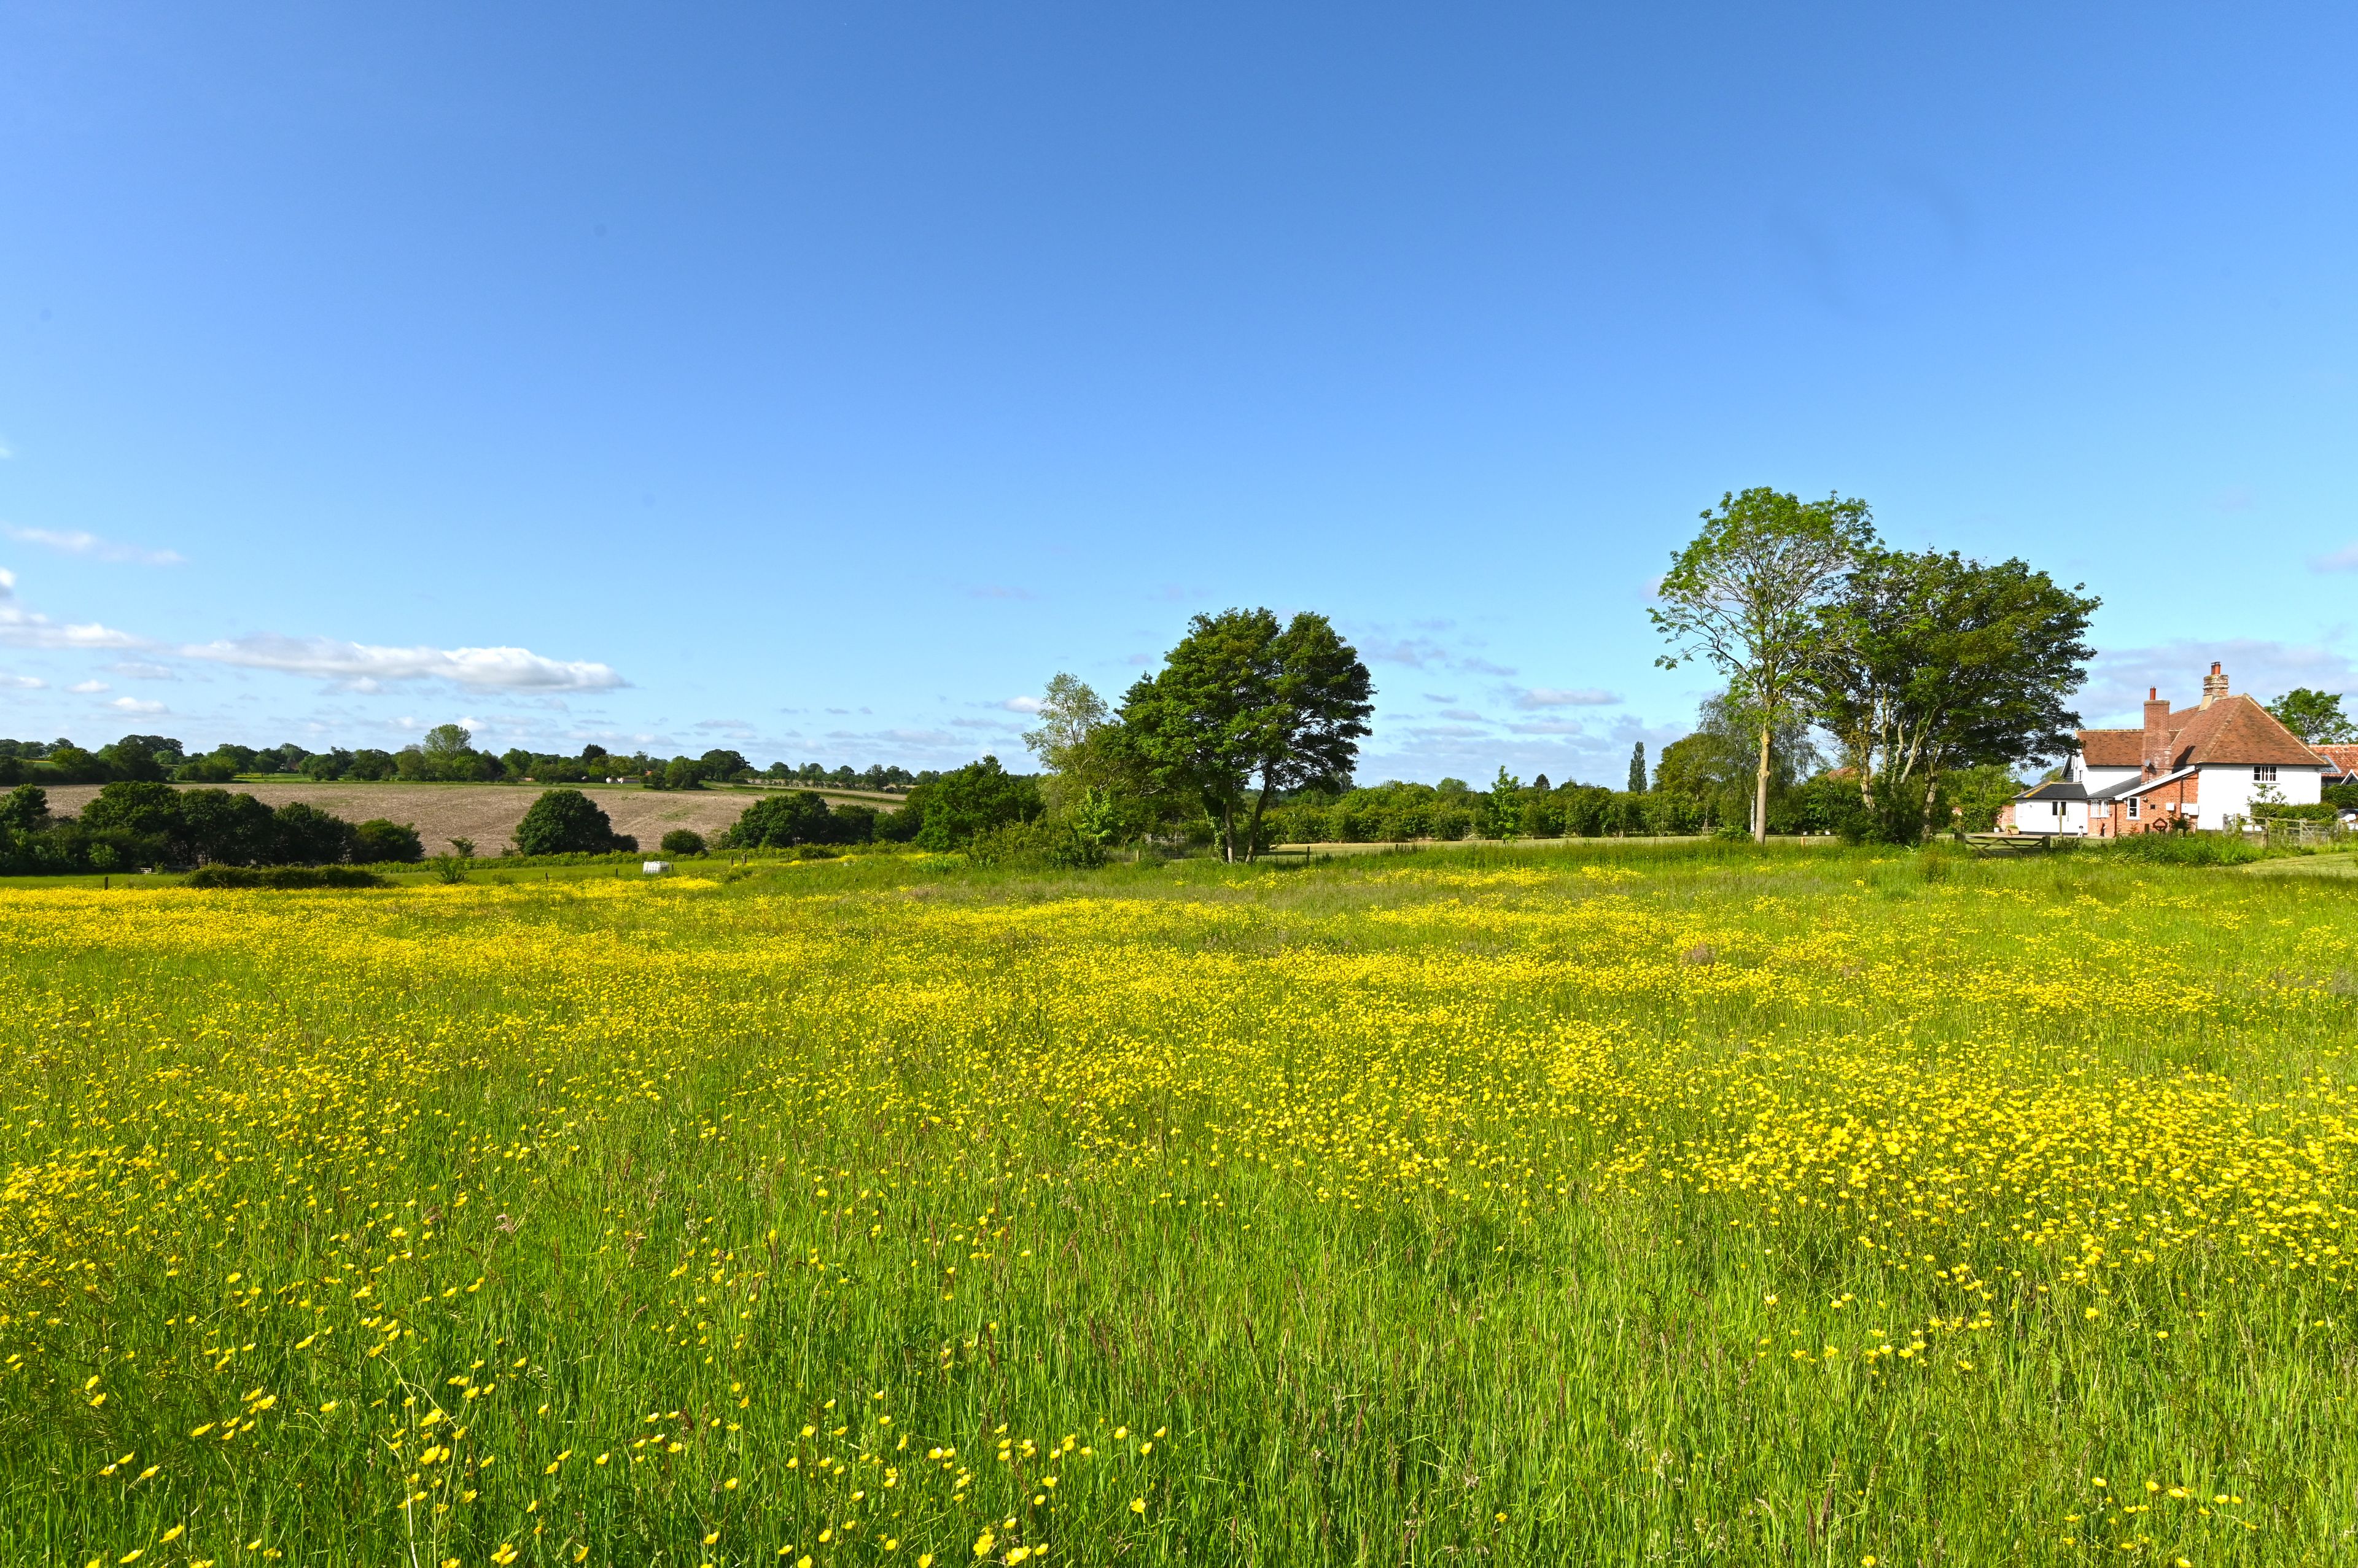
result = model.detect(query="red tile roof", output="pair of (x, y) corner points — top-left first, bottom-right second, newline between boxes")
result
(2079, 729), (2144, 767)
(2317, 742), (2358, 777)
(2077, 694), (2324, 770)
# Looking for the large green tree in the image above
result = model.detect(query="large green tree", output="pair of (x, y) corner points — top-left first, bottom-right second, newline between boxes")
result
(1807, 548), (2098, 836)
(1652, 489), (1875, 842)
(1119, 608), (1374, 862)
(513, 790), (631, 855)
(2267, 688), (2354, 745)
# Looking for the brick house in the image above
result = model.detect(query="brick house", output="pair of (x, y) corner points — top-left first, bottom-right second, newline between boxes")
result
(1999, 662), (2330, 836)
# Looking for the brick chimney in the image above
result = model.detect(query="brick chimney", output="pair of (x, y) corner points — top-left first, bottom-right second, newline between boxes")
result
(2143, 687), (2173, 777)
(2201, 661), (2229, 709)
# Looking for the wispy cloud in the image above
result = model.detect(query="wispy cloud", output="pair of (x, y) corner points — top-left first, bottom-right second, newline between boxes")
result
(108, 696), (166, 714)
(0, 568), (145, 650)
(0, 672), (42, 689)
(1514, 687), (1621, 708)
(2313, 541), (2358, 573)
(2088, 638), (2358, 722)
(2, 524), (185, 565)
(67, 679), (109, 694)
(181, 635), (626, 693)
(1001, 696), (1044, 713)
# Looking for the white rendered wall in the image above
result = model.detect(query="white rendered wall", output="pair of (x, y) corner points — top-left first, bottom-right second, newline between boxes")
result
(2195, 766), (2324, 830)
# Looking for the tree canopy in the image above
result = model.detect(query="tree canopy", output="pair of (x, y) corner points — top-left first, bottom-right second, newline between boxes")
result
(512, 790), (634, 856)
(1807, 548), (2098, 833)
(1652, 488), (1875, 841)
(2268, 688), (2354, 745)
(1118, 608), (1373, 861)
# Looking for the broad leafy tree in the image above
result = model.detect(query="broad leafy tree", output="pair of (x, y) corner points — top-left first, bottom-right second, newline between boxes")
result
(1119, 608), (1374, 862)
(1652, 489), (1875, 842)
(513, 789), (630, 855)
(2268, 688), (2354, 745)
(1807, 549), (2098, 836)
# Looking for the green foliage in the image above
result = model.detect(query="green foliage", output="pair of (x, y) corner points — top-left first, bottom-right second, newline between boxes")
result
(1652, 692), (1819, 832)
(183, 864), (385, 889)
(174, 752), (241, 783)
(1942, 764), (2026, 835)
(2268, 688), (2355, 744)
(1485, 767), (1523, 839)
(723, 791), (877, 849)
(1808, 548), (2099, 805)
(512, 790), (635, 856)
(897, 757), (1043, 852)
(2088, 831), (2268, 866)
(347, 748), (398, 781)
(1653, 487), (1875, 841)
(1120, 608), (1374, 861)
(660, 829), (709, 856)
(351, 819), (425, 864)
(1625, 742), (1646, 794)
(1264, 780), (1719, 845)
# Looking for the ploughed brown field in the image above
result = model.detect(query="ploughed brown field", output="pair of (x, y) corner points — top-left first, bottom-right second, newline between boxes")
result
(36, 780), (897, 857)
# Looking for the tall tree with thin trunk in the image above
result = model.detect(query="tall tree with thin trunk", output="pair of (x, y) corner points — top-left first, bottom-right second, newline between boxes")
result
(1625, 742), (1647, 794)
(1651, 489), (1875, 842)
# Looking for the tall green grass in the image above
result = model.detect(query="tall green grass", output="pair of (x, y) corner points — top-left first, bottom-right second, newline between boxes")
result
(0, 843), (2352, 1565)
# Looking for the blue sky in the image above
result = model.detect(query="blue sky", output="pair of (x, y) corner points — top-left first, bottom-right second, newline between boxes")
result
(2, 3), (2354, 783)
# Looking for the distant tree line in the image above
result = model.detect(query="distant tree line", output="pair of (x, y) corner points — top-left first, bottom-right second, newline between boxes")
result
(0, 782), (423, 875)
(0, 729), (935, 792)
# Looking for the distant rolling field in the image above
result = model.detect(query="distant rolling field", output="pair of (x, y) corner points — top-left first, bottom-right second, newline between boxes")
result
(35, 780), (898, 857)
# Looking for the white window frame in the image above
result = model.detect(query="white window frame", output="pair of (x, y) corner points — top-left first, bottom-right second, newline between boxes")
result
(2253, 765), (2278, 782)
(2127, 796), (2140, 820)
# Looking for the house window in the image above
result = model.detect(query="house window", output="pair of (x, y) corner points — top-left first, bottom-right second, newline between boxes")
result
(2127, 797), (2139, 820)
(2253, 765), (2277, 782)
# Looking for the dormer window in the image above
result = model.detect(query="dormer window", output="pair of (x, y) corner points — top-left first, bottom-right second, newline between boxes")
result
(2253, 765), (2278, 782)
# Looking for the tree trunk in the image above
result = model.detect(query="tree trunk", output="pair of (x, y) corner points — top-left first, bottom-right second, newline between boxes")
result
(1244, 780), (1275, 864)
(1754, 722), (1772, 844)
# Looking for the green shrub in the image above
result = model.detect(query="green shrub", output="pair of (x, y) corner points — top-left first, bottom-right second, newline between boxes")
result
(352, 820), (425, 864)
(660, 829), (707, 856)
(185, 865), (384, 890)
(2088, 833), (2266, 867)
(514, 790), (634, 855)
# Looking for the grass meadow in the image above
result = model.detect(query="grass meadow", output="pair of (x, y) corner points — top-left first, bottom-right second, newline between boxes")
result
(4, 842), (2356, 1566)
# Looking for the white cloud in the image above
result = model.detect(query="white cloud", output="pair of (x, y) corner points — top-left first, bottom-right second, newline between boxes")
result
(2088, 638), (2357, 722)
(0, 672), (42, 689)
(1002, 696), (1044, 713)
(181, 635), (625, 692)
(2, 524), (185, 565)
(0, 568), (146, 650)
(108, 696), (167, 714)
(68, 679), (110, 694)
(2313, 542), (2358, 572)
(108, 661), (177, 680)
(1515, 687), (1621, 708)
